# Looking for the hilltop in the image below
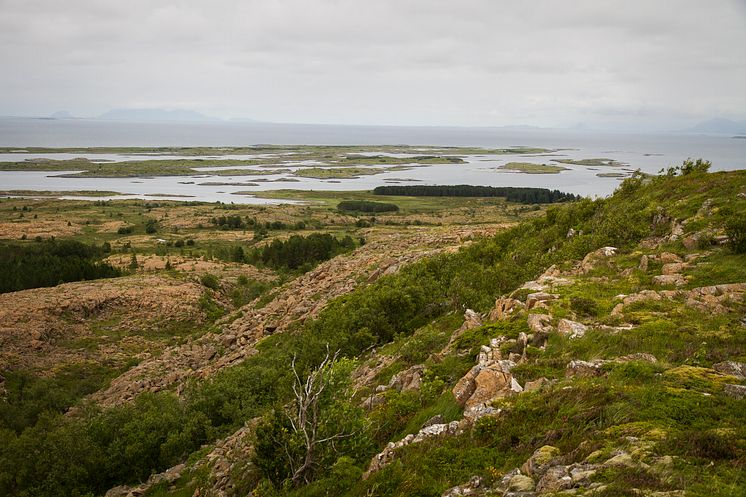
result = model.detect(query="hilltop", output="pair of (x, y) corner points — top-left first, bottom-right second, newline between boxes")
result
(0, 163), (744, 497)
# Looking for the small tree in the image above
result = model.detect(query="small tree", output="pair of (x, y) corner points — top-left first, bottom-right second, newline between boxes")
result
(725, 214), (746, 254)
(680, 158), (711, 175)
(254, 348), (366, 487)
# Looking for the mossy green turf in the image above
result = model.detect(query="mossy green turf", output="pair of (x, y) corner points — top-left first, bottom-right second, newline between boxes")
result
(498, 162), (569, 174)
(0, 145), (562, 178)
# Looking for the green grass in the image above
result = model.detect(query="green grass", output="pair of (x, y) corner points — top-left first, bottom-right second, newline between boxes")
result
(498, 162), (569, 174)
(292, 167), (393, 179)
(0, 190), (124, 197)
(552, 158), (625, 167)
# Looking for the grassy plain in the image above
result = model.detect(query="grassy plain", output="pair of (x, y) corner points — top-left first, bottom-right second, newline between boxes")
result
(498, 161), (569, 174)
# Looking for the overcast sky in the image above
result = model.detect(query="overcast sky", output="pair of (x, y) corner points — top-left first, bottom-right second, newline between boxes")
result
(1, 0), (745, 129)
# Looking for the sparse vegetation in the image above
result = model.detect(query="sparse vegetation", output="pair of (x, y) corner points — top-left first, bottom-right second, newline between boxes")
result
(337, 200), (399, 213)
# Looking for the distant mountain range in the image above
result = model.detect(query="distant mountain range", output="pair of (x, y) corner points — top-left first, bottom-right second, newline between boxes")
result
(46, 108), (261, 123)
(97, 108), (219, 122)
(36, 112), (746, 133)
(684, 118), (746, 135)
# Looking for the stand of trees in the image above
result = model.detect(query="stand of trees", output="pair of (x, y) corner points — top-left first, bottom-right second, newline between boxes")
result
(246, 233), (356, 271)
(0, 240), (121, 293)
(337, 200), (399, 213)
(372, 185), (579, 204)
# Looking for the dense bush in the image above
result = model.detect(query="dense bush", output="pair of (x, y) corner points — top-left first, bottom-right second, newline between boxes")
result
(0, 240), (121, 293)
(373, 185), (578, 204)
(211, 215), (246, 229)
(725, 213), (746, 254)
(246, 233), (356, 271)
(337, 200), (399, 213)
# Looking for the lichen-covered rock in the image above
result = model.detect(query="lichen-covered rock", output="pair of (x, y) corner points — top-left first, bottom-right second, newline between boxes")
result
(526, 292), (559, 309)
(489, 297), (525, 321)
(724, 384), (746, 399)
(557, 318), (588, 339)
(566, 359), (609, 377)
(713, 361), (746, 379)
(617, 352), (658, 363)
(659, 252), (683, 264)
(661, 262), (688, 275)
(527, 314), (553, 334)
(604, 451), (635, 467)
(638, 254), (649, 272)
(466, 367), (515, 409)
(507, 473), (535, 492)
(365, 421), (461, 478)
(388, 364), (425, 392)
(573, 246), (617, 275)
(453, 366), (480, 406)
(453, 339), (522, 418)
(535, 465), (572, 493)
(521, 445), (561, 477)
(463, 308), (483, 328)
(524, 377), (550, 392)
(441, 476), (484, 497)
(653, 274), (687, 287)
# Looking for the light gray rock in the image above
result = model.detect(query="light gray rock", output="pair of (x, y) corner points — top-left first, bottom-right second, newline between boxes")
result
(557, 318), (588, 339)
(713, 361), (746, 379)
(652, 274), (687, 287)
(724, 384), (746, 399)
(527, 314), (553, 334)
(535, 465), (573, 493)
(566, 359), (609, 377)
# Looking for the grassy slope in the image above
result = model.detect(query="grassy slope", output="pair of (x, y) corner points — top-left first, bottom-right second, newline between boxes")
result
(248, 170), (746, 497)
(344, 170), (746, 497)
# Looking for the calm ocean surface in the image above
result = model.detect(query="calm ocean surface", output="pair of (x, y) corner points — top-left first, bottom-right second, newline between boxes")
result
(1, 118), (744, 203)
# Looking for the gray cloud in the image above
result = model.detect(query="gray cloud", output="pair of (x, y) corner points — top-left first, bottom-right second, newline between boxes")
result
(0, 0), (744, 129)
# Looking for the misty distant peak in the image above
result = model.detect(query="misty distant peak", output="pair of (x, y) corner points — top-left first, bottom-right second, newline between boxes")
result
(97, 108), (219, 122)
(687, 118), (746, 135)
(50, 110), (75, 119)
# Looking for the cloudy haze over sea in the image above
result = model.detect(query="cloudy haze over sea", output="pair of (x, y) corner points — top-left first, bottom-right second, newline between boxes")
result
(1, 0), (745, 131)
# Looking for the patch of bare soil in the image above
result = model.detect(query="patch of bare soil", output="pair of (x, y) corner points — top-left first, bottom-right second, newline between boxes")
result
(104, 254), (273, 281)
(0, 275), (211, 374)
(0, 219), (82, 239)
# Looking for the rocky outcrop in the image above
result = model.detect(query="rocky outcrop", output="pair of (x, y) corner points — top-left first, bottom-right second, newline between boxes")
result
(652, 274), (687, 287)
(452, 338), (522, 419)
(488, 298), (524, 321)
(557, 318), (587, 339)
(566, 359), (609, 377)
(105, 463), (185, 497)
(363, 364), (425, 407)
(442, 476), (486, 497)
(713, 361), (746, 379)
(527, 314), (552, 334)
(567, 353), (657, 378)
(521, 445), (561, 477)
(387, 364), (425, 392)
(446, 309), (484, 348)
(364, 421), (462, 478)
(573, 246), (617, 275)
(611, 283), (746, 317)
(448, 435), (684, 496)
(724, 384), (746, 399)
